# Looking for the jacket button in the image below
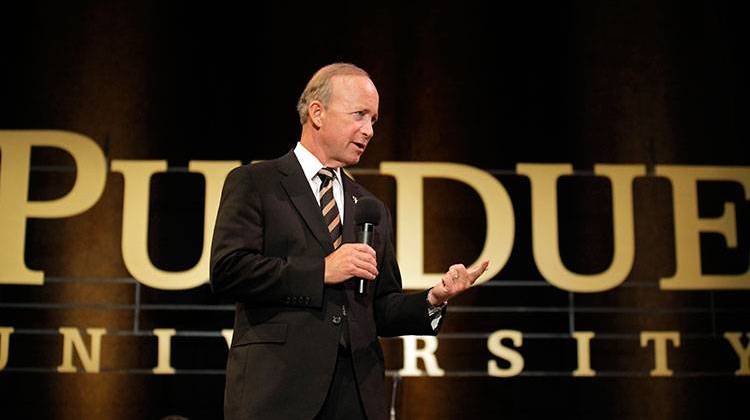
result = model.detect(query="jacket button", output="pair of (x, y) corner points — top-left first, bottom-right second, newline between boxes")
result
(332, 315), (342, 325)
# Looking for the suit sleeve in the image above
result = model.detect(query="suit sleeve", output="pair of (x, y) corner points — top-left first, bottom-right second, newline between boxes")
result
(210, 165), (324, 307)
(373, 206), (446, 337)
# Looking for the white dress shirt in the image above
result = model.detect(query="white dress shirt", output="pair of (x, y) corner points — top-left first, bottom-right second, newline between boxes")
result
(293, 142), (345, 223)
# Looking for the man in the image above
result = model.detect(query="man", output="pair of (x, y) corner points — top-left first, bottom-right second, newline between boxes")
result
(210, 63), (489, 420)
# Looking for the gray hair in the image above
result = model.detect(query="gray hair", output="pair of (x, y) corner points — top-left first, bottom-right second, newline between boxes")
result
(296, 63), (370, 125)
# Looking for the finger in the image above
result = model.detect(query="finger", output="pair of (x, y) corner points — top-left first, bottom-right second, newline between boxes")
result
(443, 269), (459, 290)
(352, 251), (377, 269)
(344, 245), (375, 262)
(440, 271), (451, 289)
(468, 260), (490, 280)
(442, 270), (453, 285)
(352, 267), (377, 280)
(453, 265), (470, 283)
(349, 260), (376, 278)
(449, 263), (466, 273)
(463, 262), (489, 287)
(448, 267), (460, 282)
(338, 244), (359, 258)
(351, 243), (372, 252)
(357, 244), (377, 258)
(354, 259), (379, 278)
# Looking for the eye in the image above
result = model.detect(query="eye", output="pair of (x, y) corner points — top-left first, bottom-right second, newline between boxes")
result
(351, 111), (366, 120)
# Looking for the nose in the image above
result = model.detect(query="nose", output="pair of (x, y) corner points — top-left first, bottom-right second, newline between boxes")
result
(361, 118), (374, 140)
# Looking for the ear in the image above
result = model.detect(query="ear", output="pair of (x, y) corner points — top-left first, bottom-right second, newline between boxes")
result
(308, 100), (325, 128)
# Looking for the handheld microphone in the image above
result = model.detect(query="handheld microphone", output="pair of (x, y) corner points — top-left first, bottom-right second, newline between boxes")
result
(353, 196), (381, 295)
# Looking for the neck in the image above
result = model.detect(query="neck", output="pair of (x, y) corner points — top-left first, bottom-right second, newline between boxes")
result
(299, 125), (343, 168)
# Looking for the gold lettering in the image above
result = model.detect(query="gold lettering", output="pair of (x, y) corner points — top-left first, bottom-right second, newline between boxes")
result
(152, 328), (176, 374)
(380, 162), (514, 289)
(572, 331), (596, 377)
(398, 336), (445, 377)
(723, 332), (750, 376)
(0, 131), (106, 285)
(57, 327), (107, 373)
(0, 327), (13, 370)
(111, 160), (240, 290)
(656, 166), (750, 289)
(640, 331), (680, 376)
(516, 164), (643, 292)
(487, 329), (524, 377)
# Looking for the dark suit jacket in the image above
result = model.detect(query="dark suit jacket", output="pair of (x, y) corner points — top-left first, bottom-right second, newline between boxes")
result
(210, 151), (442, 420)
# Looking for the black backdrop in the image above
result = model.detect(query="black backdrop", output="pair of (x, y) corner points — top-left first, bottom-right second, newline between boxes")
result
(1, 1), (748, 419)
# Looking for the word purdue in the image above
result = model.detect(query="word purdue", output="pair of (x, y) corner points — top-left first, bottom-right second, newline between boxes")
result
(0, 327), (748, 377)
(1, 130), (748, 291)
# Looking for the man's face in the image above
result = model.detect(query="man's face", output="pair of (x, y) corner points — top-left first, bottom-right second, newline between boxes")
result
(317, 75), (379, 166)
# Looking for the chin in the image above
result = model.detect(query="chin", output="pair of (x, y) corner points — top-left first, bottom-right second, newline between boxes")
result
(345, 156), (361, 166)
(343, 152), (363, 166)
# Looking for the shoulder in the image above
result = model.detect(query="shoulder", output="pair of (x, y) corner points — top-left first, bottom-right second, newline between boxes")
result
(227, 154), (291, 182)
(222, 154), (292, 196)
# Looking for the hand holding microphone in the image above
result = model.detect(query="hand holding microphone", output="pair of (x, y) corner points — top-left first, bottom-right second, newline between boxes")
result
(323, 196), (381, 290)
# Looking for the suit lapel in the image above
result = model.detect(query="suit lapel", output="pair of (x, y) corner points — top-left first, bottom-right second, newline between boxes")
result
(278, 151), (334, 254)
(342, 173), (358, 246)
(342, 173), (359, 300)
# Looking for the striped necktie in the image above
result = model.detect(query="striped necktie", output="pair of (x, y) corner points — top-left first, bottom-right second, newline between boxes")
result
(318, 167), (342, 249)
(318, 167), (350, 348)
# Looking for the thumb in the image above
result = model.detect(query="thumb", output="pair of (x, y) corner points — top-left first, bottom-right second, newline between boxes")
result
(469, 260), (490, 278)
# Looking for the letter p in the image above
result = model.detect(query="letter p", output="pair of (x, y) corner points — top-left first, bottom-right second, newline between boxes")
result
(0, 131), (106, 285)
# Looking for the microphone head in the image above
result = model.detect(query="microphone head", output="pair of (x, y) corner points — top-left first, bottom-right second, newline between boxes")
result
(354, 196), (382, 225)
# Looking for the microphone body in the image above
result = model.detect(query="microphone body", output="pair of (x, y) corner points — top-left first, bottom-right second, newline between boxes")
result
(353, 196), (381, 296)
(356, 222), (375, 295)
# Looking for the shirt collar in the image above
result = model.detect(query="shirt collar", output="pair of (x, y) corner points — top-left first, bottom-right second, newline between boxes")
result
(293, 142), (341, 182)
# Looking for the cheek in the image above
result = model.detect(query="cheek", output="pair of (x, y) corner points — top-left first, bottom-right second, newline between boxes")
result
(336, 124), (358, 142)
(349, 123), (364, 137)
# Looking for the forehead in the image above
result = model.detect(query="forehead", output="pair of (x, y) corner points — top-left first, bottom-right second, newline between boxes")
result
(329, 75), (379, 108)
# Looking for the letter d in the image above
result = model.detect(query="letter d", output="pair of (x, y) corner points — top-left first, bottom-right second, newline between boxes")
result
(380, 162), (514, 289)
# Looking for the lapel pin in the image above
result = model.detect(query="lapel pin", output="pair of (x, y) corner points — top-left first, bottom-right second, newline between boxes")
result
(352, 195), (358, 204)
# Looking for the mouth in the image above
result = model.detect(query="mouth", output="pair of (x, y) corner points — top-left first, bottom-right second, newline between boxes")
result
(352, 141), (367, 152)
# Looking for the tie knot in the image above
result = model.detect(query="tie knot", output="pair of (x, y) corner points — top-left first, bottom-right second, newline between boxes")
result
(318, 167), (336, 181)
